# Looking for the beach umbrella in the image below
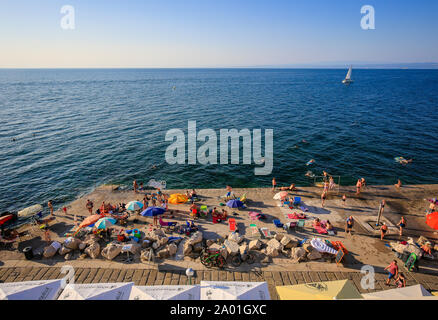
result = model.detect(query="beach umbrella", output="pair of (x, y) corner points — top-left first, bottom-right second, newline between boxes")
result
(130, 285), (200, 300)
(0, 279), (63, 300)
(276, 280), (362, 300)
(168, 193), (188, 204)
(273, 191), (288, 200)
(126, 201), (143, 211)
(426, 212), (438, 230)
(226, 199), (243, 208)
(200, 281), (270, 300)
(362, 284), (435, 300)
(78, 214), (103, 229)
(58, 282), (133, 300)
(95, 217), (117, 229)
(140, 206), (165, 217)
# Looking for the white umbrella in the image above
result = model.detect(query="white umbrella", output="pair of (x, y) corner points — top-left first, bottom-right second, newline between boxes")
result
(200, 281), (270, 300)
(362, 284), (436, 300)
(130, 285), (200, 300)
(126, 201), (143, 211)
(0, 279), (63, 300)
(58, 282), (133, 300)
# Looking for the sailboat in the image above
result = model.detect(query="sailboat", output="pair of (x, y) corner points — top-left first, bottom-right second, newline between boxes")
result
(342, 65), (353, 84)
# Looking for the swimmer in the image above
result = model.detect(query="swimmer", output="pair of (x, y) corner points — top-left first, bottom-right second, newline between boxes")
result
(400, 159), (413, 165)
(302, 139), (308, 143)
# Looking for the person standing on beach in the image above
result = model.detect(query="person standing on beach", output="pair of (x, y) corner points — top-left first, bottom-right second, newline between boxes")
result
(380, 222), (388, 240)
(133, 180), (138, 193)
(272, 178), (277, 191)
(345, 216), (354, 235)
(321, 191), (327, 208)
(384, 260), (399, 286)
(48, 200), (54, 216)
(356, 179), (362, 195)
(397, 216), (407, 237)
(361, 178), (366, 190)
(86, 200), (93, 215)
(377, 200), (385, 226)
(395, 179), (402, 188)
(342, 194), (347, 206)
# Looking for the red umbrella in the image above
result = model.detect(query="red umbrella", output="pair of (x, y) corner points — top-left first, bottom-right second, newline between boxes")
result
(78, 214), (104, 229)
(426, 212), (438, 230)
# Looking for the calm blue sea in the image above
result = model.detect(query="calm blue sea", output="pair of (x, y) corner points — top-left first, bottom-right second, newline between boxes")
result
(1, 68), (437, 212)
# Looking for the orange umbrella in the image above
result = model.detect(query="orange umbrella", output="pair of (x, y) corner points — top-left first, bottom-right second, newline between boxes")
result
(426, 212), (438, 230)
(168, 193), (188, 204)
(78, 214), (104, 229)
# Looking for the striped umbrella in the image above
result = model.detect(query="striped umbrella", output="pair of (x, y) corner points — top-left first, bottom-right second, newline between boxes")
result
(126, 201), (144, 211)
(95, 217), (117, 229)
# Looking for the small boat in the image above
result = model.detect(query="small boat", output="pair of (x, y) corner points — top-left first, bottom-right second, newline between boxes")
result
(342, 65), (353, 84)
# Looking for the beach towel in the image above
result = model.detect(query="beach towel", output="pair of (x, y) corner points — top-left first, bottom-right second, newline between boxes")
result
(314, 226), (328, 234)
(288, 212), (306, 220)
(300, 205), (309, 212)
(228, 218), (236, 232)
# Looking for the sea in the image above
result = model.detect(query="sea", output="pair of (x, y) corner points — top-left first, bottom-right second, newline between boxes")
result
(1, 68), (437, 212)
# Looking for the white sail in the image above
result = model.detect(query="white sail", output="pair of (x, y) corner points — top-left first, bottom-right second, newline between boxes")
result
(345, 65), (352, 80)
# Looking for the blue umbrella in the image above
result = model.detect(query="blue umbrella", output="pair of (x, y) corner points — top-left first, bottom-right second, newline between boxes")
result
(126, 201), (143, 211)
(226, 199), (243, 208)
(140, 207), (166, 217)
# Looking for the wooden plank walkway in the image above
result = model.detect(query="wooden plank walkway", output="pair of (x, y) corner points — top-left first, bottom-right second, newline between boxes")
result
(1, 267), (437, 299)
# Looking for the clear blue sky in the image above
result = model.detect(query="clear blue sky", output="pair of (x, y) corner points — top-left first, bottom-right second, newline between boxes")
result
(0, 0), (437, 67)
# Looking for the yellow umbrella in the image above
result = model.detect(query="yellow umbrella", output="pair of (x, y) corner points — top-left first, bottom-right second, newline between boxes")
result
(168, 193), (188, 204)
(276, 280), (362, 300)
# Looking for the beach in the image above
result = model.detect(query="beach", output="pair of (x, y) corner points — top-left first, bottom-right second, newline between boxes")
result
(1, 183), (438, 299)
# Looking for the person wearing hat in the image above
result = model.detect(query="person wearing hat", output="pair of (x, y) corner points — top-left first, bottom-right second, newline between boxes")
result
(380, 222), (388, 240)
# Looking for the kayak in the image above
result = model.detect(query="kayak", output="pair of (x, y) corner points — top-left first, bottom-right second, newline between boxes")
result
(0, 214), (14, 226)
(17, 204), (43, 218)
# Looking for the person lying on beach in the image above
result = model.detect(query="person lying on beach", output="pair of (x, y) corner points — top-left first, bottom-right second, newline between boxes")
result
(279, 184), (296, 191)
(326, 220), (334, 231)
(313, 218), (321, 228)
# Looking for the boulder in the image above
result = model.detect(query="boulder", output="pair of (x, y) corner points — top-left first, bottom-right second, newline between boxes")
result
(157, 248), (170, 259)
(228, 232), (244, 244)
(274, 233), (285, 242)
(261, 255), (271, 264)
(187, 231), (203, 246)
(266, 245), (280, 257)
(206, 239), (215, 247)
(64, 253), (72, 260)
(64, 237), (82, 250)
(78, 243), (87, 251)
(192, 242), (203, 253)
(303, 243), (314, 253)
(43, 241), (61, 258)
(101, 243), (122, 260)
(142, 239), (152, 248)
(78, 253), (87, 260)
(183, 242), (193, 256)
(224, 239), (239, 256)
(158, 237), (168, 247)
(145, 229), (166, 241)
(248, 239), (262, 251)
(291, 247), (306, 261)
(152, 242), (160, 250)
(168, 243), (178, 256)
(266, 238), (282, 251)
(58, 246), (72, 256)
(209, 244), (222, 251)
(307, 250), (322, 260)
(280, 235), (299, 249)
(140, 249), (155, 263)
(83, 234), (100, 245)
(239, 244), (249, 260)
(84, 242), (101, 259)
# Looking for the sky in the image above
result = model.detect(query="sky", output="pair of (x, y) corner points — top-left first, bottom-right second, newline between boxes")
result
(0, 0), (437, 68)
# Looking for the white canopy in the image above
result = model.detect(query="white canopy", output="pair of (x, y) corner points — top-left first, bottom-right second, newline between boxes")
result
(130, 285), (200, 300)
(58, 282), (133, 300)
(0, 279), (63, 300)
(200, 281), (270, 300)
(362, 284), (436, 300)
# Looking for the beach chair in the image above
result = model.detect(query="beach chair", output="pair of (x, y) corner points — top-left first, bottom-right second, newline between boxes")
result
(273, 219), (283, 228)
(297, 219), (306, 230)
(228, 218), (237, 232)
(293, 197), (301, 206)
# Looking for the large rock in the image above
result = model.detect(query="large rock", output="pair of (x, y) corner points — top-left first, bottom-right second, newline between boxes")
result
(280, 235), (299, 249)
(307, 250), (322, 260)
(152, 242), (160, 250)
(303, 243), (313, 253)
(158, 237), (168, 247)
(274, 233), (285, 242)
(266, 245), (280, 257)
(266, 238), (282, 251)
(291, 247), (307, 262)
(157, 248), (170, 259)
(145, 229), (166, 241)
(228, 232), (244, 244)
(83, 234), (100, 245)
(239, 244), (249, 260)
(187, 231), (203, 246)
(58, 245), (72, 256)
(64, 237), (82, 250)
(84, 242), (101, 259)
(43, 241), (61, 258)
(192, 242), (203, 253)
(183, 242), (193, 256)
(142, 239), (152, 248)
(249, 239), (262, 251)
(140, 249), (155, 263)
(101, 243), (122, 260)
(168, 243), (178, 256)
(224, 239), (239, 256)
